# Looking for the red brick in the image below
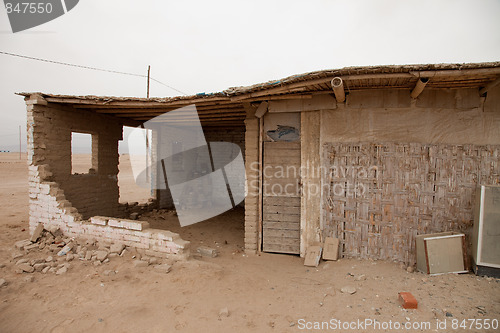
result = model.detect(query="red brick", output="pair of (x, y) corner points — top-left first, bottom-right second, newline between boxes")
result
(398, 292), (418, 309)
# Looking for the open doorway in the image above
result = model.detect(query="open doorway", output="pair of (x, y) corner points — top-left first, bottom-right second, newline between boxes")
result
(139, 124), (246, 255)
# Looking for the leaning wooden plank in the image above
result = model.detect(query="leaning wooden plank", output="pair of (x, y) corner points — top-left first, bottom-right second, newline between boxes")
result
(304, 245), (323, 267)
(322, 237), (340, 261)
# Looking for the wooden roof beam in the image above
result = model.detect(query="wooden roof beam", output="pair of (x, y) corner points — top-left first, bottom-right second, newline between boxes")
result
(410, 78), (429, 99)
(254, 101), (268, 118)
(229, 73), (414, 101)
(411, 67), (500, 78)
(331, 77), (345, 103)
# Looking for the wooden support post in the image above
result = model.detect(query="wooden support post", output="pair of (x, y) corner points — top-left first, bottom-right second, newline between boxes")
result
(331, 77), (345, 103)
(411, 78), (429, 99)
(257, 116), (264, 253)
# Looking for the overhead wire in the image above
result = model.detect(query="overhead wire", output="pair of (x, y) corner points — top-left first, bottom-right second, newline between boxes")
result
(0, 50), (188, 95)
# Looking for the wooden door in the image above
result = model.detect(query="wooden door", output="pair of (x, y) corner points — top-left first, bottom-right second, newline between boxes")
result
(262, 141), (301, 254)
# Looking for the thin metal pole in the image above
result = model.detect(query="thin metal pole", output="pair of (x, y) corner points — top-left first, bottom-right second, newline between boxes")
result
(145, 130), (150, 183)
(147, 65), (151, 98)
(145, 66), (151, 184)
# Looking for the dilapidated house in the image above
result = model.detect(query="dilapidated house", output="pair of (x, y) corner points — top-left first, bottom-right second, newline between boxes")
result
(21, 62), (500, 265)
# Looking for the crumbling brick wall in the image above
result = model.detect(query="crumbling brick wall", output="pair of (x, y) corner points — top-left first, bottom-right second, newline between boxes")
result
(26, 94), (190, 258)
(27, 95), (122, 219)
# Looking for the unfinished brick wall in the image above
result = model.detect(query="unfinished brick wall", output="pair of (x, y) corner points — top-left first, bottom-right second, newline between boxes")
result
(27, 170), (189, 258)
(26, 95), (190, 258)
(27, 96), (122, 219)
(244, 118), (259, 253)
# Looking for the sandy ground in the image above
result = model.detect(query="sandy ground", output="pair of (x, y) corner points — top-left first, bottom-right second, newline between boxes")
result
(0, 152), (499, 333)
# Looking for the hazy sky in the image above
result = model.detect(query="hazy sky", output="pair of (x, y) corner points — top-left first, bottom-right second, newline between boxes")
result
(0, 0), (499, 151)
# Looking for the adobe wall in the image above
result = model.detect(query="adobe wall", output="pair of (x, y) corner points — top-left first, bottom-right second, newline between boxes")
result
(321, 87), (500, 145)
(318, 86), (500, 265)
(244, 116), (260, 253)
(27, 95), (122, 219)
(26, 95), (190, 258)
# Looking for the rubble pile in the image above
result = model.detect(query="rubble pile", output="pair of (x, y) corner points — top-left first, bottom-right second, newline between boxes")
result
(10, 223), (172, 276)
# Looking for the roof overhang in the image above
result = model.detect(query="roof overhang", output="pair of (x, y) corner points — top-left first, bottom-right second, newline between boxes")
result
(18, 62), (500, 126)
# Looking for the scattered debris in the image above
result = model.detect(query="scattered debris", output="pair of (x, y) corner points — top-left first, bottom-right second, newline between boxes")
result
(14, 239), (32, 251)
(16, 258), (29, 265)
(23, 275), (35, 283)
(218, 307), (229, 318)
(30, 223), (44, 242)
(355, 274), (366, 281)
(56, 266), (68, 275)
(197, 246), (218, 258)
(57, 243), (73, 256)
(398, 292), (418, 309)
(96, 250), (108, 262)
(9, 224), (181, 277)
(432, 308), (444, 318)
(33, 263), (46, 272)
(109, 243), (125, 254)
(18, 263), (35, 273)
(103, 270), (116, 276)
(340, 286), (357, 294)
(407, 266), (415, 273)
(304, 246), (322, 267)
(154, 264), (172, 274)
(133, 260), (149, 268)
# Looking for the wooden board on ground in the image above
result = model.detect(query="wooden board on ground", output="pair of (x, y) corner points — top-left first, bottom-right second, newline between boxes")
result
(304, 246), (322, 267)
(322, 237), (339, 261)
(416, 232), (467, 275)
